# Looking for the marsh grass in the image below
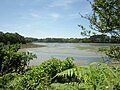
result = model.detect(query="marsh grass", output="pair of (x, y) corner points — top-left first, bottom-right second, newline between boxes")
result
(21, 43), (46, 49)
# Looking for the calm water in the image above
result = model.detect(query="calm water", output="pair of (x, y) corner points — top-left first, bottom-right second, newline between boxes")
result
(20, 43), (119, 66)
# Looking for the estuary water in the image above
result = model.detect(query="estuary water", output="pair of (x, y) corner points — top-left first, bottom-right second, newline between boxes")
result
(20, 43), (119, 66)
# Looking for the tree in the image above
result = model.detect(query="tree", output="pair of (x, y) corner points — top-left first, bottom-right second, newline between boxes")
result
(79, 0), (120, 36)
(110, 35), (120, 43)
(0, 32), (26, 44)
(0, 32), (6, 43)
(79, 0), (120, 63)
(90, 34), (110, 43)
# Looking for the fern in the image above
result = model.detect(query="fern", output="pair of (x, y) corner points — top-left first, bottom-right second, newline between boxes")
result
(54, 62), (120, 90)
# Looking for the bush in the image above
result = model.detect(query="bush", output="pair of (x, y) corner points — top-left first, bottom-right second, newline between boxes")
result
(0, 59), (120, 90)
(99, 45), (120, 63)
(5, 57), (75, 90)
(0, 43), (36, 75)
(54, 62), (120, 90)
(0, 73), (17, 89)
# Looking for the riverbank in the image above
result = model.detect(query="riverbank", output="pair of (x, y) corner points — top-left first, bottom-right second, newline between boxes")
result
(21, 43), (46, 49)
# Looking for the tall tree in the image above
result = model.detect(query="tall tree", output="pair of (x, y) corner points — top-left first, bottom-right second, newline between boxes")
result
(79, 0), (120, 36)
(79, 0), (120, 63)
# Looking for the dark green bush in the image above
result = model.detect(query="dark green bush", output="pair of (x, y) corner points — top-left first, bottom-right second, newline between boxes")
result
(0, 59), (120, 90)
(0, 43), (36, 75)
(10, 57), (75, 90)
(0, 73), (17, 89)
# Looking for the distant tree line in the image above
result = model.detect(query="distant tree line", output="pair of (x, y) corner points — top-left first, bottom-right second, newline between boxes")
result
(0, 32), (119, 44)
(26, 34), (120, 43)
(25, 37), (39, 43)
(89, 34), (120, 43)
(0, 32), (26, 44)
(38, 38), (83, 43)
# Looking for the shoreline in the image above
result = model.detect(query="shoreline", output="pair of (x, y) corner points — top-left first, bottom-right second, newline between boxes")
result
(21, 43), (46, 49)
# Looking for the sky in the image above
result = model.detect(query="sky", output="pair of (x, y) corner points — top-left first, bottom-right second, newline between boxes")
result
(0, 0), (92, 38)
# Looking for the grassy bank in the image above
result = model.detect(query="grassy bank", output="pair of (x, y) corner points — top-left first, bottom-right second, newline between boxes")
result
(21, 43), (46, 49)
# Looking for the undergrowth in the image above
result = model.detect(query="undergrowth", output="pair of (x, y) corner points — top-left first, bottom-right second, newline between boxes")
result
(0, 58), (120, 90)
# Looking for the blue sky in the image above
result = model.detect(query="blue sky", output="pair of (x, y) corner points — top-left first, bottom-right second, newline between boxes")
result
(0, 0), (92, 38)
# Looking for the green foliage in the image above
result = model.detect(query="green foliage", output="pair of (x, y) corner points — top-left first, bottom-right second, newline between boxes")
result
(110, 36), (120, 43)
(0, 32), (26, 44)
(90, 34), (110, 43)
(0, 73), (17, 89)
(0, 43), (36, 75)
(38, 38), (82, 43)
(79, 0), (120, 63)
(5, 57), (75, 90)
(25, 37), (39, 43)
(99, 45), (120, 63)
(26, 35), (120, 43)
(91, 0), (120, 34)
(54, 62), (120, 90)
(79, 0), (120, 36)
(51, 83), (82, 90)
(0, 59), (120, 90)
(89, 34), (120, 43)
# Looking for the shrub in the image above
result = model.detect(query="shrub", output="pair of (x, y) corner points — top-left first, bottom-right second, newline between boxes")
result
(99, 45), (120, 63)
(54, 62), (120, 90)
(0, 73), (17, 89)
(8, 57), (75, 90)
(0, 43), (36, 75)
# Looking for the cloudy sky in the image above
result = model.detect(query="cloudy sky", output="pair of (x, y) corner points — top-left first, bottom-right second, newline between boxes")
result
(0, 0), (92, 38)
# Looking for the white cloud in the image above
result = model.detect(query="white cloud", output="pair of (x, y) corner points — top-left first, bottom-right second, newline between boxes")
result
(31, 0), (42, 2)
(50, 13), (61, 20)
(30, 13), (41, 18)
(50, 0), (78, 7)
(20, 12), (41, 20)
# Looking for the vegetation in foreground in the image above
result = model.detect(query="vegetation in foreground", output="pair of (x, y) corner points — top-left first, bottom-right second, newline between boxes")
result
(0, 43), (119, 90)
(0, 58), (120, 90)
(0, 43), (36, 75)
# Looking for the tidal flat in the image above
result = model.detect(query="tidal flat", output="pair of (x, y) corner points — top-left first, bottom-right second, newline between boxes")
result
(19, 43), (116, 66)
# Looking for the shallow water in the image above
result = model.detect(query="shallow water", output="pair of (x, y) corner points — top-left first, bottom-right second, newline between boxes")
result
(20, 43), (119, 66)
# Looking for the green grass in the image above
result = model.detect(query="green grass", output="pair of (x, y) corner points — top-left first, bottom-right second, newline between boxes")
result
(51, 83), (81, 90)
